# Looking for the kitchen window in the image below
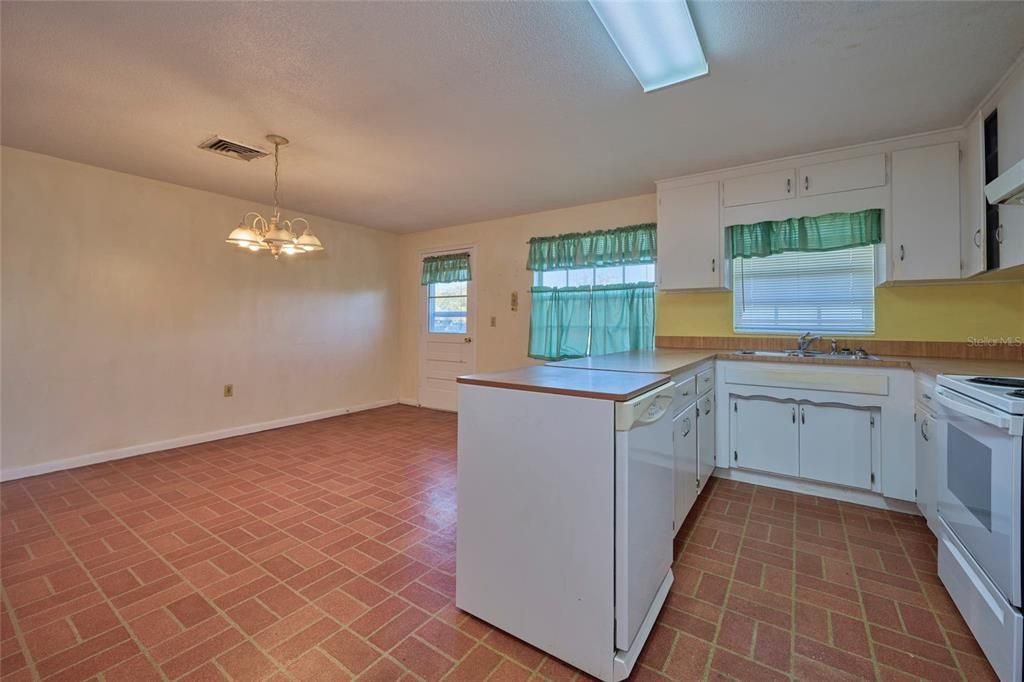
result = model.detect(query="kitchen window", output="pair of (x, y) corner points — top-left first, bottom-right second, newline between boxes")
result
(527, 224), (657, 361)
(732, 246), (875, 335)
(728, 210), (881, 335)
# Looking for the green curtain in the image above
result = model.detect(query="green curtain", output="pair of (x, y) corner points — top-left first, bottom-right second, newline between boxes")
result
(590, 283), (655, 357)
(527, 223), (656, 271)
(528, 286), (593, 361)
(421, 252), (471, 285)
(528, 283), (654, 361)
(726, 209), (882, 259)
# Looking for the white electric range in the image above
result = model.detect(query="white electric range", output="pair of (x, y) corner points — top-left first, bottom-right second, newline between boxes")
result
(935, 374), (1024, 682)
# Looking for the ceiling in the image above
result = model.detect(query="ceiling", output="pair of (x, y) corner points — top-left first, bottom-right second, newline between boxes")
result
(3, 2), (1023, 233)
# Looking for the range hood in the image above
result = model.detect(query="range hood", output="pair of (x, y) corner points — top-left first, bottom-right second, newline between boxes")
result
(985, 157), (1024, 205)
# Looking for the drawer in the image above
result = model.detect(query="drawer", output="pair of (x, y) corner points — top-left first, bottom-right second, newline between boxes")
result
(697, 368), (715, 396)
(673, 377), (697, 410)
(915, 374), (936, 410)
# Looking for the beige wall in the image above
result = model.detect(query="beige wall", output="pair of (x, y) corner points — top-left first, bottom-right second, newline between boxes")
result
(397, 194), (656, 402)
(398, 193), (1024, 402)
(1, 147), (400, 475)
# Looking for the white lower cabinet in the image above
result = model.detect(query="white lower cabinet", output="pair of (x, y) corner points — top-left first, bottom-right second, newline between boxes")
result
(797, 404), (875, 490)
(730, 397), (799, 477)
(732, 396), (877, 489)
(915, 405), (939, 531)
(696, 391), (715, 493)
(673, 403), (698, 534)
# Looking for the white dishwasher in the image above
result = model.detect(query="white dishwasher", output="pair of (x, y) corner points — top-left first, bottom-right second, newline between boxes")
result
(456, 372), (675, 682)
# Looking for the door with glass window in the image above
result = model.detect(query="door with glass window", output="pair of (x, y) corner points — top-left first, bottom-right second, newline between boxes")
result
(419, 248), (476, 411)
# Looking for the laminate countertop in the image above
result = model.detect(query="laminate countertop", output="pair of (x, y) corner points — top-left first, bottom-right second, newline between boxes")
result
(456, 365), (670, 401)
(547, 348), (1024, 378)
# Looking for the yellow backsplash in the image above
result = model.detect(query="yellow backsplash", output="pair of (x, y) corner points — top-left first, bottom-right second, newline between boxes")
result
(656, 282), (1024, 342)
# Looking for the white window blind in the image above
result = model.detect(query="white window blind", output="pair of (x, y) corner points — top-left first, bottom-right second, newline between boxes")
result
(733, 246), (875, 335)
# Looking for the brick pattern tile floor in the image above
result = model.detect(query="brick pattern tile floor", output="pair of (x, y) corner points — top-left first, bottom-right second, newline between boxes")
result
(0, 404), (996, 681)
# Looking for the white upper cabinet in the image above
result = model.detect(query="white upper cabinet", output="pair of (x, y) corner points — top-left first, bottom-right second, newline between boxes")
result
(961, 112), (987, 278)
(889, 142), (961, 281)
(657, 181), (723, 291)
(797, 153), (887, 197)
(997, 72), (1024, 270)
(721, 169), (796, 207)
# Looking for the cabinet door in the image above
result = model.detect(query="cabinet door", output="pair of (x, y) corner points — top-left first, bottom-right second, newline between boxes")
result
(798, 404), (873, 490)
(798, 153), (887, 197)
(657, 182), (722, 290)
(722, 169), (796, 208)
(731, 397), (798, 477)
(915, 408), (938, 530)
(997, 204), (1024, 269)
(696, 391), (716, 493)
(673, 403), (698, 534)
(961, 112), (988, 277)
(890, 143), (961, 281)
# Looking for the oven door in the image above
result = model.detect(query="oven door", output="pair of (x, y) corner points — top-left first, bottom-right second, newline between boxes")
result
(936, 387), (1022, 608)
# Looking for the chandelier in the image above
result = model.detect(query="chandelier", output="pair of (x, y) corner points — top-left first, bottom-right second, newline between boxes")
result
(226, 134), (324, 259)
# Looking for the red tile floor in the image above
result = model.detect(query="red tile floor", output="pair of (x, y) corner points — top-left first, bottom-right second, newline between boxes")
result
(0, 404), (996, 681)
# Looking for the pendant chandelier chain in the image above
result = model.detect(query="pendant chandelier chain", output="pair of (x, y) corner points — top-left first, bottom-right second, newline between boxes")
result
(272, 141), (280, 218)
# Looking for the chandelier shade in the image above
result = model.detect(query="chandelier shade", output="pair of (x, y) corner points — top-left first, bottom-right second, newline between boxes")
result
(226, 135), (324, 259)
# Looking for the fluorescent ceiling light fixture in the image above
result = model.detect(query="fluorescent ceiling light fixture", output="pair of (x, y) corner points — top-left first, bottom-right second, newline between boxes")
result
(589, 0), (708, 92)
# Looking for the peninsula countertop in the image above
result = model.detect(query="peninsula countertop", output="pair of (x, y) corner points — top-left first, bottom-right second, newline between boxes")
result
(456, 365), (670, 401)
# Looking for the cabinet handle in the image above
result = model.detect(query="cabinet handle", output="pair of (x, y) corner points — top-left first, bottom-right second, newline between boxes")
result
(682, 418), (691, 437)
(974, 229), (982, 248)
(922, 392), (931, 401)
(791, 407), (796, 424)
(786, 178), (792, 194)
(800, 407), (805, 425)
(711, 258), (716, 273)
(921, 420), (929, 442)
(997, 225), (1004, 243)
(804, 175), (810, 191)
(899, 244), (905, 262)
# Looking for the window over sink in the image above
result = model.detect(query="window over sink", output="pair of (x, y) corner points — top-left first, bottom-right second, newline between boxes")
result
(732, 245), (876, 335)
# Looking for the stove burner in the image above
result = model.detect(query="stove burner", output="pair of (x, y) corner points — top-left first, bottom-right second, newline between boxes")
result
(967, 377), (1024, 388)
(1009, 390), (1024, 399)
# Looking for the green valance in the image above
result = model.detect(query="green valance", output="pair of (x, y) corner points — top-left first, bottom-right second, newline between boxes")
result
(421, 252), (471, 285)
(726, 209), (882, 260)
(527, 223), (656, 271)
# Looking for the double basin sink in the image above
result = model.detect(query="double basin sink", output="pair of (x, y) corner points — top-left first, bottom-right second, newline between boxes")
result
(732, 349), (881, 361)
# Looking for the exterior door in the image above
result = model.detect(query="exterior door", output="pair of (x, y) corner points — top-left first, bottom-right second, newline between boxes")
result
(418, 247), (476, 411)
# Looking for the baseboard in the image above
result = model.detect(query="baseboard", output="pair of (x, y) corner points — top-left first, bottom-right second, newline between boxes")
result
(398, 398), (421, 407)
(0, 398), (399, 482)
(712, 467), (921, 515)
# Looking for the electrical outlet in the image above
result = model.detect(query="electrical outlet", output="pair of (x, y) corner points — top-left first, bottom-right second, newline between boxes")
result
(223, 384), (234, 398)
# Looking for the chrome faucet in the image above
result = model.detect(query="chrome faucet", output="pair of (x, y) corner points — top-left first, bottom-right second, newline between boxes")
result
(797, 332), (821, 352)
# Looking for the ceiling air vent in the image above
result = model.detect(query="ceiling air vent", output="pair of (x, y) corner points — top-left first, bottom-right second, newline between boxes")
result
(197, 135), (269, 162)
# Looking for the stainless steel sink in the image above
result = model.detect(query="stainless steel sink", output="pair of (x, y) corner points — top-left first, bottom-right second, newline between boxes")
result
(732, 349), (880, 361)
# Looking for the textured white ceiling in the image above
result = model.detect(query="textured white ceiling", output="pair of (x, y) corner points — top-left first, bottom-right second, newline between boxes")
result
(3, 1), (1023, 233)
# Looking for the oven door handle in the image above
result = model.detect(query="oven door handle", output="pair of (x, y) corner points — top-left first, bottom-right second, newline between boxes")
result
(935, 387), (1012, 431)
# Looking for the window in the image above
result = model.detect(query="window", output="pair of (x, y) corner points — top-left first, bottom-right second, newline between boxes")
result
(733, 245), (875, 335)
(427, 281), (468, 334)
(532, 263), (655, 288)
(529, 264), (656, 360)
